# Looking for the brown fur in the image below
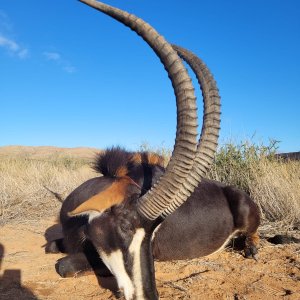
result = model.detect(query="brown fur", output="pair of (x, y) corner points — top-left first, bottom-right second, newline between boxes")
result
(115, 166), (128, 177)
(146, 153), (165, 167)
(68, 148), (165, 218)
(246, 231), (260, 248)
(130, 153), (142, 164)
(68, 176), (140, 216)
(141, 152), (165, 167)
(129, 152), (164, 167)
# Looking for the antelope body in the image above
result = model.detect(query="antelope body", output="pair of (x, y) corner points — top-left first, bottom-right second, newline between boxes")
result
(49, 148), (260, 294)
(48, 1), (260, 299)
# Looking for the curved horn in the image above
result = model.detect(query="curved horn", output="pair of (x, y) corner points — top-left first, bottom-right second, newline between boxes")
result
(79, 0), (198, 219)
(162, 45), (221, 217)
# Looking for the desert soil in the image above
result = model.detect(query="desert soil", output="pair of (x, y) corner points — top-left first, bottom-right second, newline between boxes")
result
(0, 218), (299, 300)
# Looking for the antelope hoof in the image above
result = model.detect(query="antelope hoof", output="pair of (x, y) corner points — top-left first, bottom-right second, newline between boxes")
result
(45, 241), (60, 254)
(244, 245), (258, 260)
(55, 257), (78, 278)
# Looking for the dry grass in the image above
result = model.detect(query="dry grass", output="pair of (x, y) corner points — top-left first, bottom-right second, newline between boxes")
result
(207, 141), (300, 229)
(1, 142), (299, 231)
(0, 154), (96, 225)
(250, 158), (300, 226)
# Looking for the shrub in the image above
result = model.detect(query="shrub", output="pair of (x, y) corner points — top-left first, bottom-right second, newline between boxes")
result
(207, 140), (300, 228)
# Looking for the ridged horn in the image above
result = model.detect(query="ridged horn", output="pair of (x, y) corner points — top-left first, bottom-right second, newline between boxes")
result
(161, 45), (221, 217)
(79, 0), (198, 220)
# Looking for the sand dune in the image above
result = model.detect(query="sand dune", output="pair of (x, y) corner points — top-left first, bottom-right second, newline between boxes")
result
(0, 145), (101, 159)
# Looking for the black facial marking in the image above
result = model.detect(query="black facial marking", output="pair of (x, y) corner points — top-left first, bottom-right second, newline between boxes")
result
(86, 196), (162, 300)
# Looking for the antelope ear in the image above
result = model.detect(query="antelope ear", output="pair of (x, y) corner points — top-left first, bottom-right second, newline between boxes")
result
(68, 177), (139, 217)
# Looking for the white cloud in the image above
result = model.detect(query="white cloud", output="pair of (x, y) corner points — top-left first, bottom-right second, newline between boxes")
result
(0, 11), (29, 59)
(18, 48), (29, 59)
(43, 50), (76, 74)
(43, 51), (61, 61)
(63, 65), (76, 74)
(0, 11), (75, 71)
(0, 35), (18, 50)
(0, 10), (13, 32)
(0, 34), (29, 59)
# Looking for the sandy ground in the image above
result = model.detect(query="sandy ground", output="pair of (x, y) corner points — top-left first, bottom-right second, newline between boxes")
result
(0, 219), (299, 300)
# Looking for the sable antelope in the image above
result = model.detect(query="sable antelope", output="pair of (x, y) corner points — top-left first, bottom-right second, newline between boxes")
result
(47, 1), (260, 299)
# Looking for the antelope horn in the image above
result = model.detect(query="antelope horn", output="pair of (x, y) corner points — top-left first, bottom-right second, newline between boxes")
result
(162, 45), (221, 217)
(79, 0), (201, 220)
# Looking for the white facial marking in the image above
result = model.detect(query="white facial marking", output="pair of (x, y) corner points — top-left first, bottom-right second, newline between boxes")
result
(151, 224), (161, 242)
(99, 249), (134, 300)
(129, 228), (146, 300)
(97, 229), (146, 300)
(69, 210), (102, 223)
(87, 211), (102, 223)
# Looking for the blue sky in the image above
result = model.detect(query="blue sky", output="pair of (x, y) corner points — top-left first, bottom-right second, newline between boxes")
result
(1, 0), (299, 152)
